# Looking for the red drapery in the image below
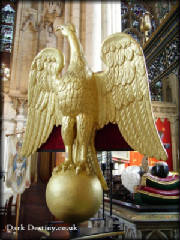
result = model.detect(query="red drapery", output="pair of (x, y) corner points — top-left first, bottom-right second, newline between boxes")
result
(39, 123), (132, 152)
(39, 119), (172, 170)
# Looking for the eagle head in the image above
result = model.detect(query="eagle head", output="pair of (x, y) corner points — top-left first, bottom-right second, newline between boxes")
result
(55, 23), (76, 37)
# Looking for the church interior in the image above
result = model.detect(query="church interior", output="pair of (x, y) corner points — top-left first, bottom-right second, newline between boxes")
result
(0, 1), (179, 239)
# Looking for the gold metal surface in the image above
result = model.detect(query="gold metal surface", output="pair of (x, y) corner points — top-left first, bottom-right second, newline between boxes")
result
(140, 11), (151, 43)
(46, 169), (102, 223)
(143, 3), (179, 49)
(143, 12), (151, 31)
(21, 23), (167, 221)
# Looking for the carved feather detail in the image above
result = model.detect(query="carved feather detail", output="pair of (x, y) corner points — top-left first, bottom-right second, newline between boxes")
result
(21, 48), (64, 156)
(22, 26), (167, 188)
(95, 32), (167, 160)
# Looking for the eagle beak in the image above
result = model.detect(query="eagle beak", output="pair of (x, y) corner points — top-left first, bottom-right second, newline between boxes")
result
(55, 25), (63, 32)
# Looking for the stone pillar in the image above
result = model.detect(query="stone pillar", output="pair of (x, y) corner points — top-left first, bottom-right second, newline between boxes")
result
(80, 2), (86, 51)
(101, 2), (121, 70)
(19, 28), (38, 94)
(62, 1), (71, 72)
(9, 1), (65, 97)
(84, 1), (121, 72)
(71, 1), (81, 38)
(103, 1), (121, 37)
(9, 1), (39, 97)
(85, 2), (102, 72)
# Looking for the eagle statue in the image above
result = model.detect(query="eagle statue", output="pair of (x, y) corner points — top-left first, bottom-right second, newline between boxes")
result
(21, 23), (167, 191)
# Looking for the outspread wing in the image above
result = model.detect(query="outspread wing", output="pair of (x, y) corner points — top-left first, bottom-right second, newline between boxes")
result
(94, 32), (167, 160)
(21, 48), (64, 157)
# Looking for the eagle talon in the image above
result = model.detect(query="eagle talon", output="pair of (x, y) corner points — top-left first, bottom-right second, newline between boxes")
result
(75, 166), (80, 175)
(68, 163), (75, 170)
(53, 166), (59, 175)
(61, 161), (69, 171)
(75, 161), (88, 174)
(59, 161), (75, 172)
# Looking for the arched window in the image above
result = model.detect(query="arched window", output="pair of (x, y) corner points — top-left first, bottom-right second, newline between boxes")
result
(0, 1), (16, 53)
(1, 1), (17, 91)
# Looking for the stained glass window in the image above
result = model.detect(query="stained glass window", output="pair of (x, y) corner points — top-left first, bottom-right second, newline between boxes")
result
(0, 3), (16, 53)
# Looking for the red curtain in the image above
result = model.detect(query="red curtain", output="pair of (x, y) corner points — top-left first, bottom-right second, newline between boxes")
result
(39, 123), (132, 151)
(39, 119), (172, 170)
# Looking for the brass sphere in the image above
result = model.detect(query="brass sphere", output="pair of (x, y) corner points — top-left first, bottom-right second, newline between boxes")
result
(46, 169), (103, 223)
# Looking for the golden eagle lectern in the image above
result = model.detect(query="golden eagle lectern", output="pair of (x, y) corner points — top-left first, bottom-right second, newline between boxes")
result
(21, 23), (167, 222)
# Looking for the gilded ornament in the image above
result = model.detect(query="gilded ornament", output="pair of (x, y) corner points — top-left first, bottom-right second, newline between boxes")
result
(21, 23), (167, 222)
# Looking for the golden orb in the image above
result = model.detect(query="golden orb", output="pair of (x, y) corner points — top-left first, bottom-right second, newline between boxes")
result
(46, 169), (103, 223)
